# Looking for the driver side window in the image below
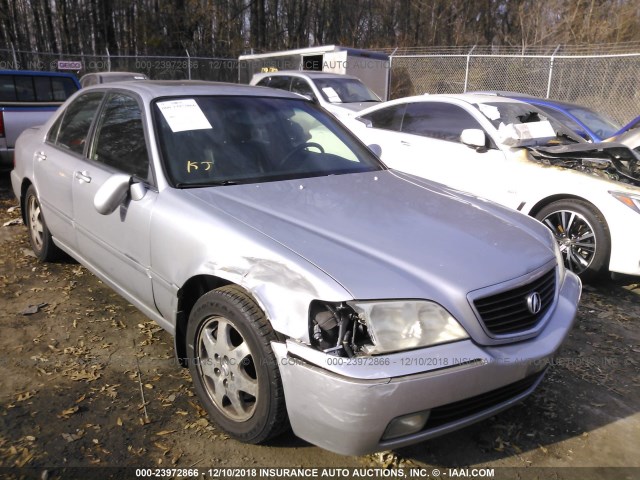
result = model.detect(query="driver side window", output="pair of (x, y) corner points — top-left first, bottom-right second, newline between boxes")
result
(90, 93), (150, 180)
(401, 102), (485, 143)
(291, 78), (316, 100)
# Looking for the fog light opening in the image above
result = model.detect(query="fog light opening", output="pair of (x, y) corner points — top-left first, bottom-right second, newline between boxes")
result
(382, 411), (430, 440)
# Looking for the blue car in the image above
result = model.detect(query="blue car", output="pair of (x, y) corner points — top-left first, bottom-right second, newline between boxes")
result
(475, 91), (640, 142)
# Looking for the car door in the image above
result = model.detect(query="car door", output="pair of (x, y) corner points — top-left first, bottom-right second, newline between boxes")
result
(71, 91), (156, 308)
(35, 91), (105, 250)
(381, 101), (513, 205)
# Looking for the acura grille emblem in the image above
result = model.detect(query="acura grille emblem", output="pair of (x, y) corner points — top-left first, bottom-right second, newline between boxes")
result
(526, 292), (542, 315)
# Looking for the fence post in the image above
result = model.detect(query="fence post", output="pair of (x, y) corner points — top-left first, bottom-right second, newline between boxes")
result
(545, 44), (561, 98)
(10, 42), (18, 69)
(388, 47), (398, 100)
(186, 49), (191, 79)
(106, 47), (111, 72)
(463, 45), (477, 92)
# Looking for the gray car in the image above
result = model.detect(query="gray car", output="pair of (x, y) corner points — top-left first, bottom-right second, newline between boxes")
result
(11, 81), (581, 456)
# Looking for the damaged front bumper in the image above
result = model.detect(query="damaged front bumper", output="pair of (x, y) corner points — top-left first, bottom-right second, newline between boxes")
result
(272, 271), (581, 456)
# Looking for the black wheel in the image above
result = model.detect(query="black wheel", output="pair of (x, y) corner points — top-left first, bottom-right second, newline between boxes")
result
(186, 285), (288, 443)
(25, 185), (61, 262)
(535, 199), (610, 280)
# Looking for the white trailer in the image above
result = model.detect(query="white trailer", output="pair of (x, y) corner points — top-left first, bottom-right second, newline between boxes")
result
(239, 45), (390, 100)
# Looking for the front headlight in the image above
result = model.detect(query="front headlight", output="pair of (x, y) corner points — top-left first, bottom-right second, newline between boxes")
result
(610, 191), (640, 214)
(347, 300), (468, 355)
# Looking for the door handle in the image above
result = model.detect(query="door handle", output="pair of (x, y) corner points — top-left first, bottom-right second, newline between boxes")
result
(74, 171), (91, 183)
(34, 151), (47, 162)
(400, 140), (411, 147)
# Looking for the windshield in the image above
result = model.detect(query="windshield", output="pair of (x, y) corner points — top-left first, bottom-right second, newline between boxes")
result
(154, 96), (384, 187)
(475, 102), (582, 147)
(314, 78), (381, 104)
(565, 105), (620, 138)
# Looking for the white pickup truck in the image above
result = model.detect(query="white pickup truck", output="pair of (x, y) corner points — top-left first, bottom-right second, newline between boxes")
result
(0, 70), (80, 170)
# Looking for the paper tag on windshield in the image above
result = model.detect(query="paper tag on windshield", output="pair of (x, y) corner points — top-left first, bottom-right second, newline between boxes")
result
(322, 87), (342, 103)
(515, 120), (555, 139)
(478, 104), (501, 121)
(157, 99), (212, 133)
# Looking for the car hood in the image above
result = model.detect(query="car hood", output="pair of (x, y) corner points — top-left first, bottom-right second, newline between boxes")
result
(605, 129), (640, 152)
(184, 171), (554, 302)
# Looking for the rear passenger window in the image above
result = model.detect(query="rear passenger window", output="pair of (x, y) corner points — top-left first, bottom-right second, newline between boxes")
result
(53, 92), (104, 155)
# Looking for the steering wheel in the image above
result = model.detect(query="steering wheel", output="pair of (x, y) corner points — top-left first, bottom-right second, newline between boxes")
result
(279, 142), (325, 169)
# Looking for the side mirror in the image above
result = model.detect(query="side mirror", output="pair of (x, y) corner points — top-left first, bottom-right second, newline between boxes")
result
(356, 117), (373, 128)
(460, 129), (487, 149)
(94, 174), (146, 215)
(368, 144), (382, 157)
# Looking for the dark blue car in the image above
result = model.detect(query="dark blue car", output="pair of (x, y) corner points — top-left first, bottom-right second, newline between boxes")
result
(475, 91), (640, 142)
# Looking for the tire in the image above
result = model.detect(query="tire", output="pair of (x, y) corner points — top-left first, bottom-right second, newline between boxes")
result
(186, 285), (288, 443)
(25, 185), (61, 262)
(534, 199), (610, 281)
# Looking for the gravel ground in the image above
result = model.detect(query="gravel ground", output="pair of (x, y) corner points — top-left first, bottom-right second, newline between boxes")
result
(0, 173), (638, 480)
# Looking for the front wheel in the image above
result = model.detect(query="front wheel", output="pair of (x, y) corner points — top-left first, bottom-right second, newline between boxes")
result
(535, 199), (610, 281)
(186, 286), (288, 443)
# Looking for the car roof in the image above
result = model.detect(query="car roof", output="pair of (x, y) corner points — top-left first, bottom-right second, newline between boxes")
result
(474, 91), (589, 110)
(80, 80), (308, 101)
(252, 70), (360, 81)
(90, 71), (146, 77)
(0, 69), (78, 78)
(370, 93), (530, 106)
(354, 93), (531, 118)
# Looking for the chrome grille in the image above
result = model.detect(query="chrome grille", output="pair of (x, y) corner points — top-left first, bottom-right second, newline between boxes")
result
(474, 268), (556, 335)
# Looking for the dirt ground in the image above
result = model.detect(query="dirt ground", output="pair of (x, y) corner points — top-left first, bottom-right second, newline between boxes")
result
(0, 172), (638, 479)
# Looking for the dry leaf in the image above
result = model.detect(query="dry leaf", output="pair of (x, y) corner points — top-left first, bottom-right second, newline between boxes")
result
(16, 391), (36, 402)
(61, 430), (85, 442)
(14, 448), (33, 467)
(58, 406), (79, 419)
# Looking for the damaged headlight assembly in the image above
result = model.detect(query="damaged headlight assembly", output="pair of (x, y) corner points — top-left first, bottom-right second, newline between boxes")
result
(309, 299), (468, 356)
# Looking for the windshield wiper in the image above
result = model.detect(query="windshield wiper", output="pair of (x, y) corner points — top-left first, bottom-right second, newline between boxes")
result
(174, 180), (238, 188)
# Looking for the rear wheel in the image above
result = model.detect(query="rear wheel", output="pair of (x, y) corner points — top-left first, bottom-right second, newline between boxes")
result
(535, 199), (610, 281)
(25, 185), (61, 262)
(186, 285), (288, 443)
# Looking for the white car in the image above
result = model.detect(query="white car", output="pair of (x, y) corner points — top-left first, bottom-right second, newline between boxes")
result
(250, 71), (381, 120)
(347, 94), (640, 280)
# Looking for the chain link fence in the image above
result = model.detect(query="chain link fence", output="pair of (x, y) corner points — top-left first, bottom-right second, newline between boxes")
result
(388, 44), (640, 125)
(0, 49), (238, 83)
(2, 44), (638, 125)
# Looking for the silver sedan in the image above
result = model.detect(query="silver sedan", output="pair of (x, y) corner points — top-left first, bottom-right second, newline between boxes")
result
(11, 81), (581, 455)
